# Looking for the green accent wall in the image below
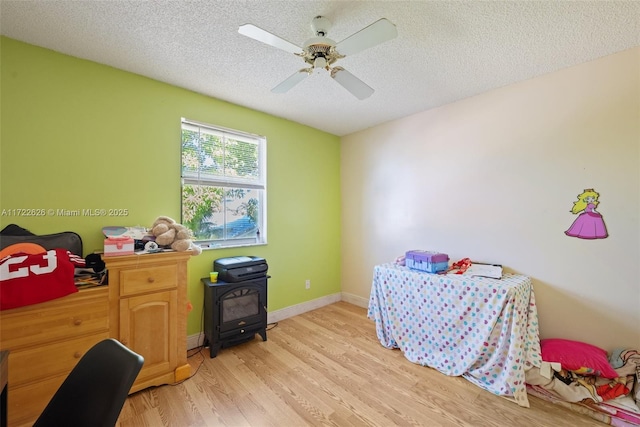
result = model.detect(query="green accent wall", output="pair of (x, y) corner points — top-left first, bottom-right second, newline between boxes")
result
(0, 37), (342, 335)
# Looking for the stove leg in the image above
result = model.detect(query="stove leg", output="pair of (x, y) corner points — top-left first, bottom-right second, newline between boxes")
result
(209, 343), (221, 358)
(258, 329), (267, 342)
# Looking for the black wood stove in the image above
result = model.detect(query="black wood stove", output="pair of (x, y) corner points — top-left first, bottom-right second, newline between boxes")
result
(202, 256), (269, 358)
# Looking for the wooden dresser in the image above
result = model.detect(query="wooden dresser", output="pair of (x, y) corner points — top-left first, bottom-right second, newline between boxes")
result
(105, 251), (192, 393)
(0, 251), (192, 426)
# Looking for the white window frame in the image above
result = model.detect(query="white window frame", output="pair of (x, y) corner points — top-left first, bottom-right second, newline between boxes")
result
(180, 118), (267, 250)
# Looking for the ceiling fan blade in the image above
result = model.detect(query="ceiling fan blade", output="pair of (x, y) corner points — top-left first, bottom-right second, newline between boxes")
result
(238, 24), (301, 54)
(271, 69), (310, 93)
(330, 67), (374, 100)
(336, 18), (397, 56)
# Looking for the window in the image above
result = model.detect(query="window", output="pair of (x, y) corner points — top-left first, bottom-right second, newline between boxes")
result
(181, 118), (266, 249)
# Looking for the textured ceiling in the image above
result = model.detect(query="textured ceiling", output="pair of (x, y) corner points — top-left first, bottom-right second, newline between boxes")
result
(1, 1), (638, 136)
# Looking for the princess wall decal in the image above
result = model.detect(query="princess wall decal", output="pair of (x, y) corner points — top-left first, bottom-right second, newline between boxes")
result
(564, 188), (608, 239)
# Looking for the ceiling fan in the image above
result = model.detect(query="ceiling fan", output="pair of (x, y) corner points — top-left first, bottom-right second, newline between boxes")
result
(238, 15), (397, 100)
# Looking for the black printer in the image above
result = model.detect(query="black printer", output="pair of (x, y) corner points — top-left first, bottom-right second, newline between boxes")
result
(213, 256), (268, 282)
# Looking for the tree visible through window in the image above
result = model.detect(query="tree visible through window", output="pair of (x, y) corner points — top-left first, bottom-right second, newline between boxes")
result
(181, 118), (266, 249)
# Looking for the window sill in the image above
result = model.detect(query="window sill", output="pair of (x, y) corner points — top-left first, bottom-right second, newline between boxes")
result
(198, 241), (268, 251)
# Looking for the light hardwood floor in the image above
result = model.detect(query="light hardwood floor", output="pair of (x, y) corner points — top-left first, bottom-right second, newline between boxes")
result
(117, 301), (604, 426)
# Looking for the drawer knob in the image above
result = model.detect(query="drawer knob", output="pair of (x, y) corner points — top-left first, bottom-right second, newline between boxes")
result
(147, 277), (155, 283)
(74, 351), (82, 359)
(73, 319), (82, 326)
(240, 329), (245, 333)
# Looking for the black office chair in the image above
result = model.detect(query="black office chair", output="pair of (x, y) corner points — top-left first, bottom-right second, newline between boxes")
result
(33, 339), (144, 427)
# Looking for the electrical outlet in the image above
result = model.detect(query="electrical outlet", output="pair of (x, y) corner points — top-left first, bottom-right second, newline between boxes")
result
(305, 279), (311, 289)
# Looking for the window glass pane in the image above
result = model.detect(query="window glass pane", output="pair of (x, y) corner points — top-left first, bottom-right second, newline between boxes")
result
(219, 188), (260, 239)
(182, 184), (261, 241)
(181, 128), (224, 179)
(182, 183), (223, 238)
(225, 137), (259, 181)
(181, 128), (201, 177)
(201, 132), (224, 177)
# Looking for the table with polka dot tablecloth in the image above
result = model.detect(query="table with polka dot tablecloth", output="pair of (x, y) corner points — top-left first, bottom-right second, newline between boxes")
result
(367, 263), (542, 407)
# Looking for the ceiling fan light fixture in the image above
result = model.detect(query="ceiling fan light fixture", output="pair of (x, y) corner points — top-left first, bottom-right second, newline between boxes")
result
(313, 56), (327, 70)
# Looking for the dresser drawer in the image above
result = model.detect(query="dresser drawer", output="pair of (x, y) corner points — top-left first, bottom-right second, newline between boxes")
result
(8, 372), (66, 427)
(8, 331), (110, 387)
(120, 264), (177, 296)
(0, 287), (109, 349)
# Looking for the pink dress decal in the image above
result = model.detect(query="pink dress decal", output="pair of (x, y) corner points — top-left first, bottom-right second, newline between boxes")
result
(565, 189), (608, 240)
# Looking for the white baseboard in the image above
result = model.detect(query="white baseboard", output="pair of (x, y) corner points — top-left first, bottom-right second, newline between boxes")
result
(186, 292), (344, 350)
(267, 292), (341, 324)
(187, 332), (206, 350)
(340, 292), (369, 308)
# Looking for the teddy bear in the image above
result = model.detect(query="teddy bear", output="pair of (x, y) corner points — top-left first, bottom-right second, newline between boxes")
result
(150, 216), (202, 255)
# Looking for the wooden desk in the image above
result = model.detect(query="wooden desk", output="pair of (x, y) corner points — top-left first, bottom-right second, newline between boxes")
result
(368, 263), (542, 407)
(1, 350), (8, 427)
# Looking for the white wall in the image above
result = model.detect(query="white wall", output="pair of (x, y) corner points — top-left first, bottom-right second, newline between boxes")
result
(341, 47), (640, 351)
